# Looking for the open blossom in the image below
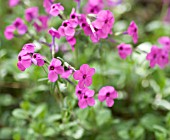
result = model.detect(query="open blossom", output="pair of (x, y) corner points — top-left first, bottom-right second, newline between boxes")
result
(31, 53), (45, 66)
(158, 36), (170, 51)
(48, 27), (60, 38)
(4, 25), (16, 40)
(146, 46), (161, 68)
(92, 10), (114, 34)
(117, 43), (132, 59)
(73, 64), (95, 89)
(58, 20), (76, 37)
(48, 58), (64, 82)
(127, 21), (138, 44)
(9, 0), (20, 7)
(43, 0), (54, 13)
(17, 50), (32, 71)
(50, 3), (64, 16)
(13, 18), (28, 35)
(33, 15), (48, 32)
(75, 86), (95, 109)
(25, 7), (39, 22)
(98, 86), (118, 107)
(69, 8), (79, 28)
(157, 49), (169, 69)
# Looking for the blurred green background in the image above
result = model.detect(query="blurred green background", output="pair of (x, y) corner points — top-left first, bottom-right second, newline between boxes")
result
(1, 0), (170, 139)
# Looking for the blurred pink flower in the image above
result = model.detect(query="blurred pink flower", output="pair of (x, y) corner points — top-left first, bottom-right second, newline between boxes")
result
(66, 36), (76, 51)
(69, 8), (79, 28)
(77, 87), (95, 109)
(127, 21), (138, 44)
(9, 0), (20, 7)
(61, 67), (73, 79)
(31, 53), (45, 66)
(117, 43), (132, 59)
(98, 86), (118, 107)
(50, 3), (64, 16)
(48, 27), (60, 39)
(73, 64), (95, 89)
(4, 25), (16, 40)
(48, 58), (64, 82)
(13, 18), (28, 35)
(25, 7), (39, 22)
(43, 0), (54, 13)
(33, 15), (48, 32)
(158, 36), (170, 51)
(157, 49), (169, 69)
(22, 43), (35, 54)
(17, 50), (32, 71)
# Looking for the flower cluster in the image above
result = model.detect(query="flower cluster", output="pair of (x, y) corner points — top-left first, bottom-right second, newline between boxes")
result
(146, 36), (170, 69)
(17, 43), (45, 71)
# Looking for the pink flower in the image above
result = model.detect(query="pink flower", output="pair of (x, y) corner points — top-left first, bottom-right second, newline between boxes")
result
(17, 50), (32, 71)
(92, 10), (114, 34)
(32, 53), (45, 66)
(158, 36), (170, 51)
(43, 0), (54, 13)
(73, 64), (95, 89)
(25, 7), (39, 22)
(13, 18), (28, 35)
(58, 20), (75, 37)
(146, 46), (161, 68)
(117, 43), (132, 59)
(107, 0), (122, 6)
(22, 43), (35, 54)
(33, 15), (48, 32)
(50, 3), (64, 16)
(48, 58), (64, 82)
(69, 8), (79, 28)
(76, 86), (95, 109)
(157, 49), (169, 69)
(66, 36), (76, 51)
(98, 86), (118, 107)
(9, 0), (20, 7)
(61, 67), (72, 79)
(4, 25), (16, 40)
(127, 21), (138, 44)
(48, 27), (60, 38)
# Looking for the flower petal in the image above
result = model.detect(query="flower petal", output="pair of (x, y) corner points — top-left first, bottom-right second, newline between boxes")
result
(87, 97), (95, 106)
(73, 70), (83, 80)
(106, 98), (114, 107)
(84, 77), (92, 87)
(48, 71), (58, 82)
(78, 99), (87, 109)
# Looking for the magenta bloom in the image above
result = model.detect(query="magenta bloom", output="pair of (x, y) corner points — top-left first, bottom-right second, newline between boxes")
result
(98, 86), (118, 107)
(4, 25), (16, 40)
(9, 0), (20, 7)
(25, 7), (39, 22)
(13, 18), (28, 35)
(127, 21), (138, 44)
(66, 36), (76, 51)
(48, 58), (64, 82)
(50, 3), (64, 16)
(33, 15), (48, 32)
(158, 36), (170, 51)
(58, 20), (75, 37)
(157, 49), (169, 69)
(92, 10), (114, 34)
(17, 50), (32, 71)
(146, 46), (161, 68)
(31, 53), (45, 66)
(22, 43), (35, 53)
(43, 0), (54, 13)
(117, 43), (132, 59)
(69, 8), (79, 28)
(77, 87), (95, 109)
(48, 27), (60, 38)
(73, 64), (95, 89)
(61, 67), (73, 79)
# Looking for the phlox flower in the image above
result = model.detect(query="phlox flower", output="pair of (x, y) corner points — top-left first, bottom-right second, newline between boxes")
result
(25, 7), (39, 22)
(48, 27), (60, 39)
(157, 49), (169, 69)
(50, 3), (64, 16)
(22, 43), (35, 54)
(117, 43), (132, 59)
(43, 0), (54, 13)
(127, 21), (138, 44)
(98, 86), (118, 107)
(33, 15), (48, 32)
(48, 58), (64, 82)
(73, 64), (95, 89)
(69, 8), (79, 28)
(4, 25), (16, 40)
(17, 50), (32, 71)
(158, 36), (170, 51)
(75, 86), (95, 109)
(31, 53), (45, 66)
(13, 18), (28, 35)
